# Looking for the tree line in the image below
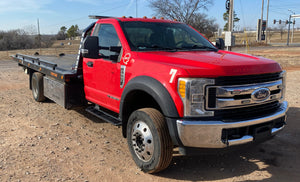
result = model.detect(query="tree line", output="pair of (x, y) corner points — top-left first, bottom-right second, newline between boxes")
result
(0, 25), (80, 51)
(0, 30), (54, 51)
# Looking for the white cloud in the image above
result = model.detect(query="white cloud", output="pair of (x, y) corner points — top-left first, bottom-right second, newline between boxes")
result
(0, 0), (53, 14)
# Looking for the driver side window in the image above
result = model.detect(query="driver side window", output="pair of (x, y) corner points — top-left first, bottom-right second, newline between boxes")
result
(93, 24), (121, 59)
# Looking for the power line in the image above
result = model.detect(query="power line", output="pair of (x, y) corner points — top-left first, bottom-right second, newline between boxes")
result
(45, 3), (130, 28)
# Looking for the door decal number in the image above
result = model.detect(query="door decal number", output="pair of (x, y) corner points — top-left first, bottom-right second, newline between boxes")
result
(169, 69), (177, 83)
(123, 53), (131, 65)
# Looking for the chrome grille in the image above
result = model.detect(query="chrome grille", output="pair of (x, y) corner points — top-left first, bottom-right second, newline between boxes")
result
(206, 80), (283, 110)
(205, 72), (285, 120)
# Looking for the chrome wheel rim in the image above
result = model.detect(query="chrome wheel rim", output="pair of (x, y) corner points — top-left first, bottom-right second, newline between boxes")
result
(32, 79), (38, 99)
(131, 121), (154, 162)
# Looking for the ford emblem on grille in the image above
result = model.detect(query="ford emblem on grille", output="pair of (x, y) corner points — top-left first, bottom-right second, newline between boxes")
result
(251, 88), (270, 101)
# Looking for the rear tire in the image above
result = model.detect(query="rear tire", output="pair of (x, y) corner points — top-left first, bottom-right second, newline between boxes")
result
(31, 72), (46, 102)
(127, 108), (173, 173)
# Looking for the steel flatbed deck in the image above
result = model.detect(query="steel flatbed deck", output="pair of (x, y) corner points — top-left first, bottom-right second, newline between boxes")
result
(11, 53), (79, 83)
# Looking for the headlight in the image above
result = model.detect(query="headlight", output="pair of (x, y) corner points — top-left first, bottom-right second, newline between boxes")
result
(280, 71), (286, 102)
(178, 78), (215, 117)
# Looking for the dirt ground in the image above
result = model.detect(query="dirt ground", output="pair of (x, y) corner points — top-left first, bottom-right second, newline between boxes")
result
(0, 49), (300, 181)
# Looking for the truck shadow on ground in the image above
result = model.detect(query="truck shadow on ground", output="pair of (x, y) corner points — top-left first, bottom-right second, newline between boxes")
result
(156, 107), (300, 181)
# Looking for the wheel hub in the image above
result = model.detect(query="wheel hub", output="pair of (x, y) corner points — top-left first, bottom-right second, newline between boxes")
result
(131, 121), (154, 162)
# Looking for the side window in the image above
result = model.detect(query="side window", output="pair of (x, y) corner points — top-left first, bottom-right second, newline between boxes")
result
(95, 24), (121, 59)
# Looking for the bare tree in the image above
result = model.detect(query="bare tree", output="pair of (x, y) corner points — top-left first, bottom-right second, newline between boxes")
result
(149, 0), (217, 37)
(267, 28), (275, 42)
(149, 0), (213, 24)
(189, 13), (218, 38)
(56, 26), (67, 40)
(272, 25), (286, 40)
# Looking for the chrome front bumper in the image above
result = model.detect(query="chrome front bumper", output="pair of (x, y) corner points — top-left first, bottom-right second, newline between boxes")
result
(176, 101), (288, 148)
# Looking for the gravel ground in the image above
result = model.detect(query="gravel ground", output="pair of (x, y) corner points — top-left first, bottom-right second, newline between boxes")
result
(0, 58), (299, 182)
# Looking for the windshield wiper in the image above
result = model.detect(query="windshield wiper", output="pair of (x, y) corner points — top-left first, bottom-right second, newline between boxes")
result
(182, 45), (218, 51)
(137, 44), (178, 52)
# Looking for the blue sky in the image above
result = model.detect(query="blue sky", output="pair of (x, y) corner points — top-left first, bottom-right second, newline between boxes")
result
(0, 0), (299, 34)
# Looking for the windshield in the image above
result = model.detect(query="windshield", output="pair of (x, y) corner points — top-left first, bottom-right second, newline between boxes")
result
(121, 21), (217, 52)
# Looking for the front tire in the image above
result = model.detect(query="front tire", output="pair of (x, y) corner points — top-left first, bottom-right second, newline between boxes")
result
(127, 108), (173, 173)
(31, 72), (46, 102)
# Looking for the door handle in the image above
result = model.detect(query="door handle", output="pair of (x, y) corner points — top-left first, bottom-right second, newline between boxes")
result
(87, 61), (93, 67)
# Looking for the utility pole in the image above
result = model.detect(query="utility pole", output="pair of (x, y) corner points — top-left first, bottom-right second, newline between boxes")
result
(287, 14), (291, 46)
(292, 18), (294, 43)
(228, 0), (234, 32)
(287, 10), (295, 46)
(259, 0), (264, 42)
(37, 18), (41, 48)
(265, 0), (270, 44)
(226, 0), (234, 51)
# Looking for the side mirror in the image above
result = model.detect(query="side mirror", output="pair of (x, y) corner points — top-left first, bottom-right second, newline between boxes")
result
(81, 36), (122, 61)
(216, 38), (225, 50)
(81, 36), (100, 59)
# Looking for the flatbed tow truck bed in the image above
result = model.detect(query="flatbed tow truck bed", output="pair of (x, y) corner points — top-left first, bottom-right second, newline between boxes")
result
(11, 53), (85, 109)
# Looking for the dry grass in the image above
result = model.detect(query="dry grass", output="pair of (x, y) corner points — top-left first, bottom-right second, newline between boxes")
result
(211, 30), (300, 45)
(236, 47), (300, 68)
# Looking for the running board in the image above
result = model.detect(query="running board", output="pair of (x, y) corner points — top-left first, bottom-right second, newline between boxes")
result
(86, 105), (122, 126)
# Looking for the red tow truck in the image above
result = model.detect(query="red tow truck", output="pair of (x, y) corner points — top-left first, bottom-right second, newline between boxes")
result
(12, 16), (288, 173)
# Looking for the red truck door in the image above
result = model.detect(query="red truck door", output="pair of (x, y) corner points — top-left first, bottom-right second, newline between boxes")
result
(83, 23), (122, 113)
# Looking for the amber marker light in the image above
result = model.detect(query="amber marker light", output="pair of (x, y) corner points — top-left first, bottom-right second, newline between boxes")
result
(178, 80), (186, 98)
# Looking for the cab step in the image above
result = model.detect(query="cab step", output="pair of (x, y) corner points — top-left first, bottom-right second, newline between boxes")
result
(86, 105), (121, 126)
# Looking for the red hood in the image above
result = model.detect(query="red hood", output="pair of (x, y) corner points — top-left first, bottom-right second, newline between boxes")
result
(136, 50), (282, 77)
